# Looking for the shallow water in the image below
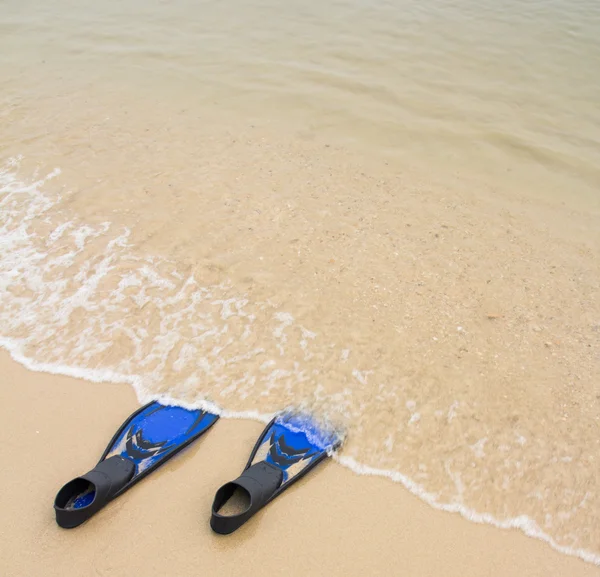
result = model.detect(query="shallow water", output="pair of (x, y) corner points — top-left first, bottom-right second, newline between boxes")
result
(1, 0), (600, 565)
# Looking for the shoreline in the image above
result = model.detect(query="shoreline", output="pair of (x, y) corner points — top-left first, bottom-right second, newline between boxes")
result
(2, 2), (599, 573)
(1, 350), (599, 576)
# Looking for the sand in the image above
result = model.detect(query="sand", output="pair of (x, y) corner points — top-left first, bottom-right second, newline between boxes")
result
(2, 91), (599, 555)
(1, 23), (599, 571)
(1, 352), (598, 577)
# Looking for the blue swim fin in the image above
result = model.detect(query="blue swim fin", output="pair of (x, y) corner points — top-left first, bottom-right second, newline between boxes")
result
(55, 401), (219, 528)
(211, 411), (342, 534)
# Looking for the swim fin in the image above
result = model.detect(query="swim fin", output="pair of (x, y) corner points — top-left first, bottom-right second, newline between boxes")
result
(210, 411), (341, 534)
(54, 401), (219, 528)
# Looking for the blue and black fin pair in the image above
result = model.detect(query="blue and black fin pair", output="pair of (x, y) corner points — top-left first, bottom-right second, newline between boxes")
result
(54, 401), (218, 528)
(210, 411), (342, 534)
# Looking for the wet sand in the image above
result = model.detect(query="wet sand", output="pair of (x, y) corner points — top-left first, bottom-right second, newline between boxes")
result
(1, 352), (598, 577)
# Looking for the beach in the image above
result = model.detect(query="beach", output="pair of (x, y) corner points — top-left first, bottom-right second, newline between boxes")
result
(1, 351), (598, 577)
(1, 0), (600, 573)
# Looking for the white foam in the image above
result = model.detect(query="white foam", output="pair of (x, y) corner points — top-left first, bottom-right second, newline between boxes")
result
(352, 368), (373, 385)
(273, 312), (294, 355)
(384, 434), (394, 451)
(408, 412), (421, 425)
(470, 437), (488, 459)
(299, 326), (316, 360)
(447, 400), (459, 422)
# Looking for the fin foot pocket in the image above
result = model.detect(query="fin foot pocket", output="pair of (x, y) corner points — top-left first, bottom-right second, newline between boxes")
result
(55, 456), (135, 528)
(211, 462), (283, 534)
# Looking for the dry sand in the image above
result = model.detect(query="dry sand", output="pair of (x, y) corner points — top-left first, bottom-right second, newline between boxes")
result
(1, 352), (598, 577)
